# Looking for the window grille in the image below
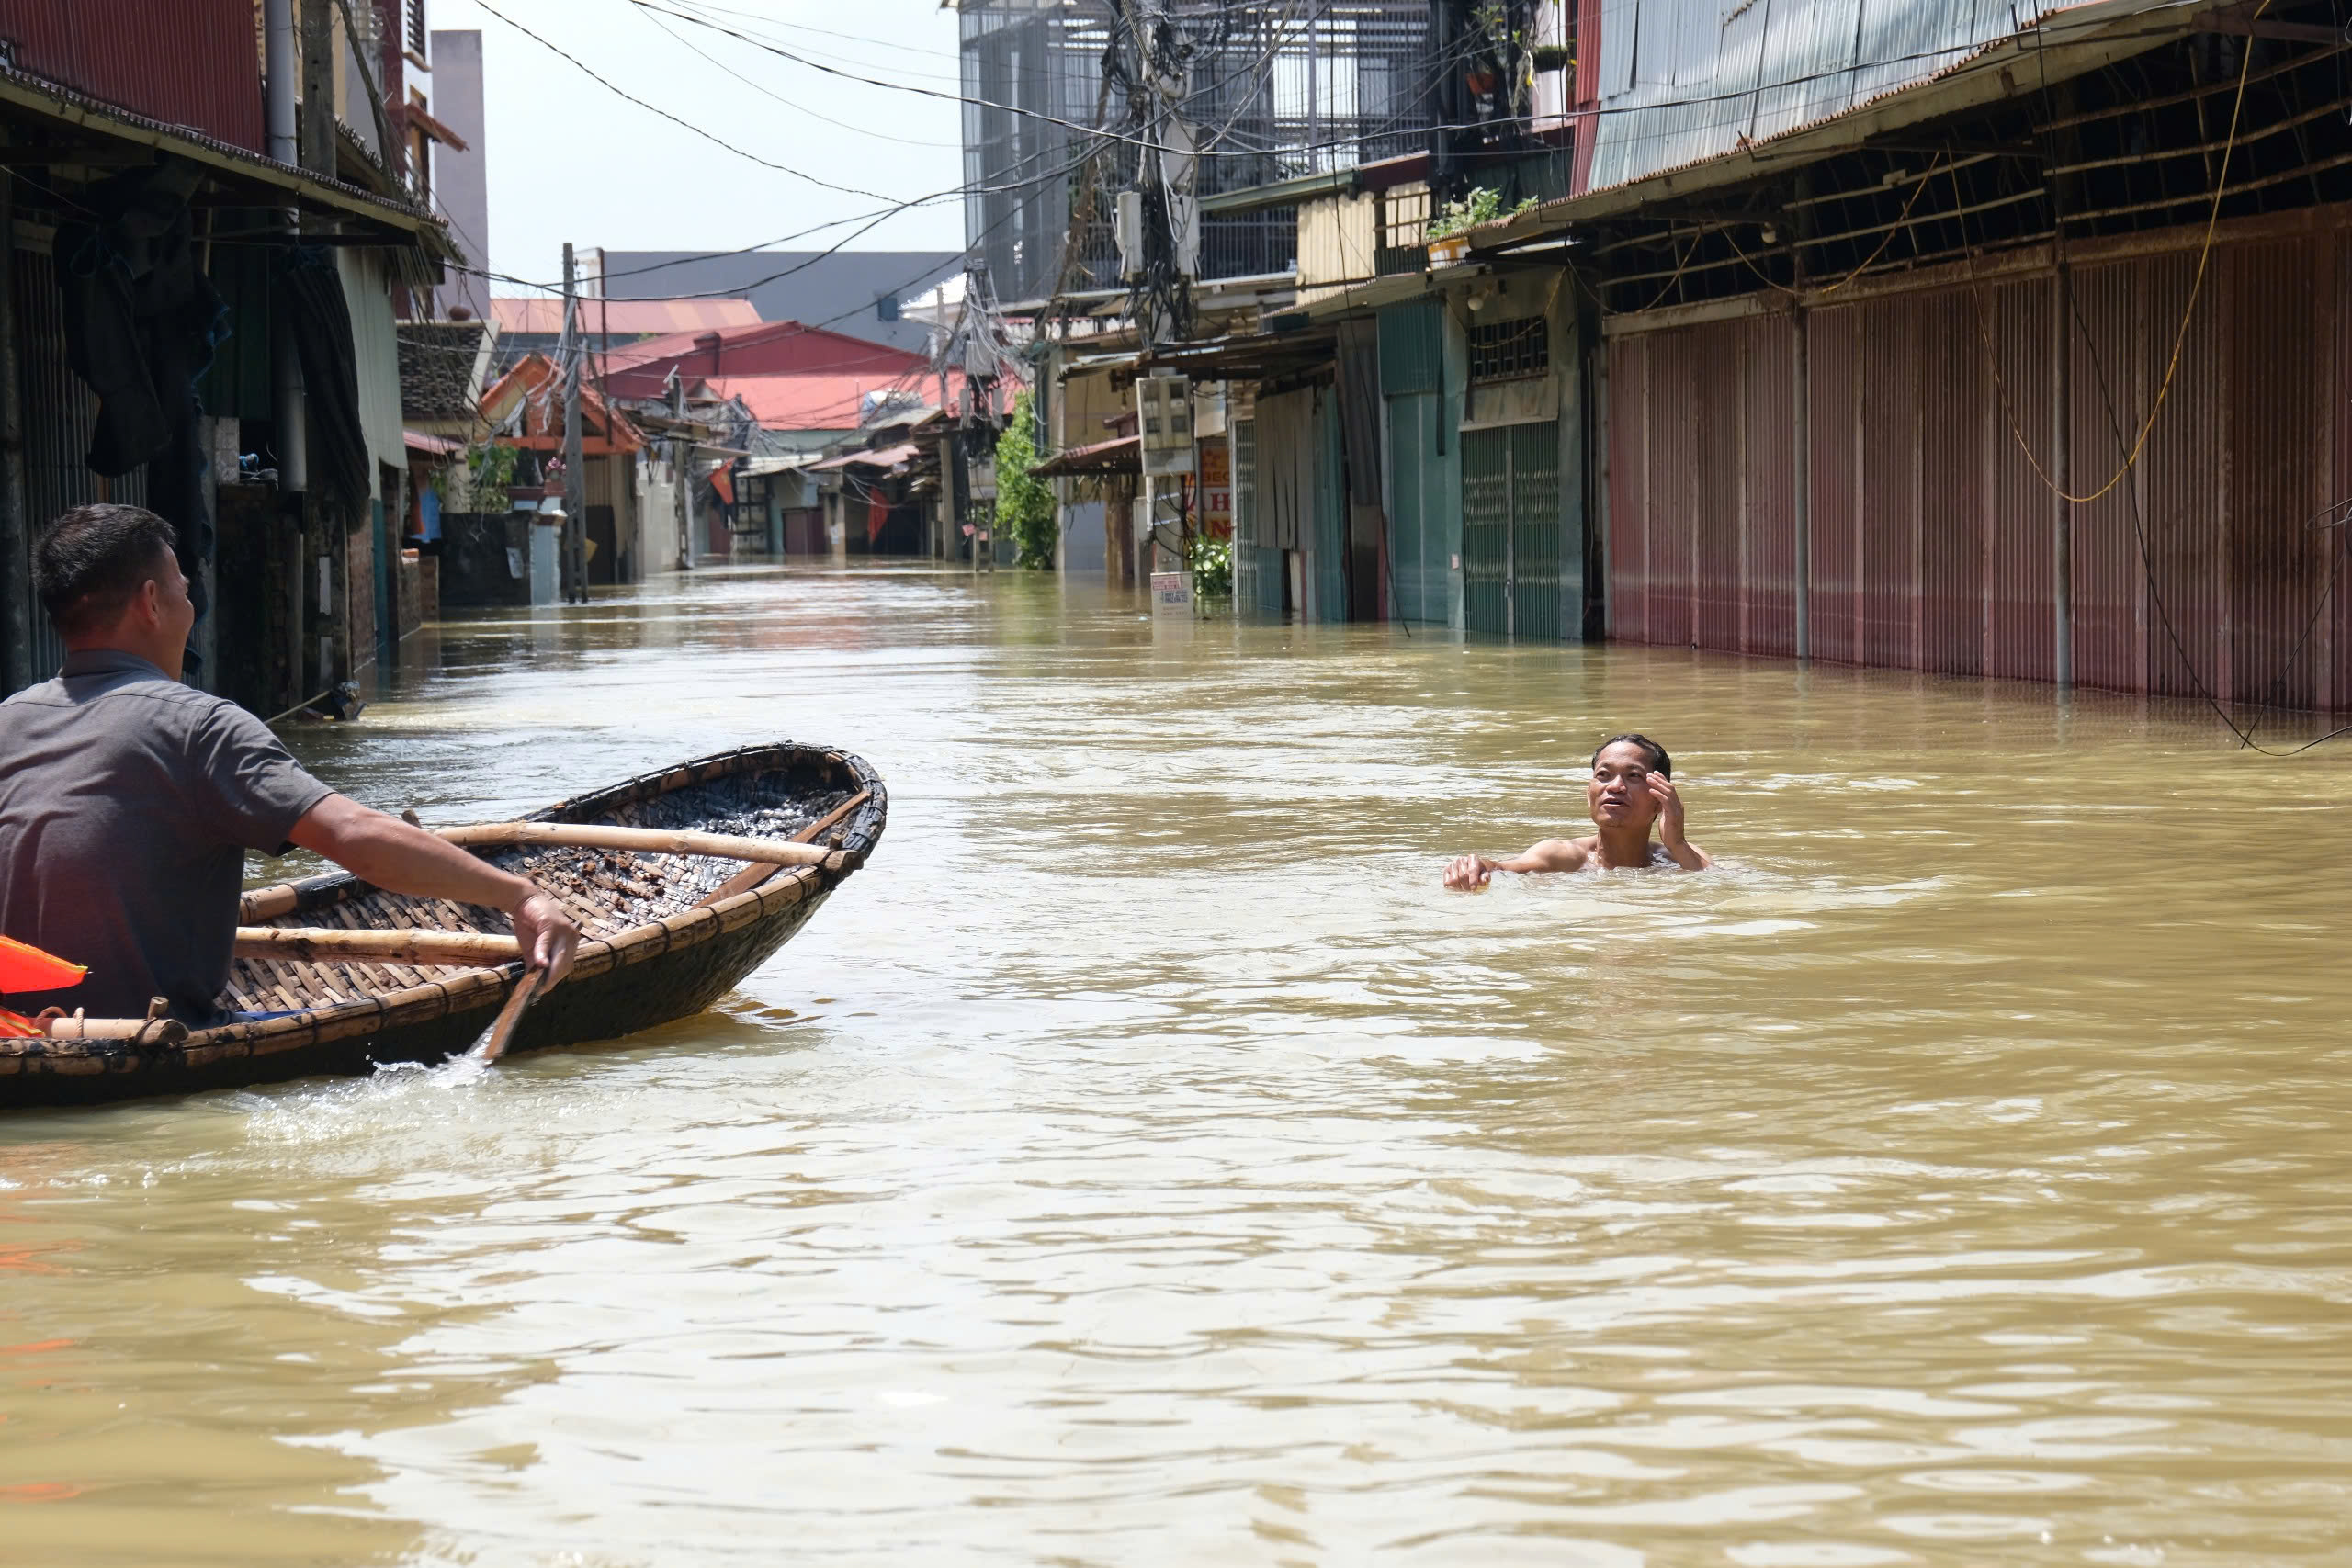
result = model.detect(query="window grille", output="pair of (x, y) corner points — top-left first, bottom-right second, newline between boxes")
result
(406, 0), (428, 60)
(1466, 315), (1548, 383)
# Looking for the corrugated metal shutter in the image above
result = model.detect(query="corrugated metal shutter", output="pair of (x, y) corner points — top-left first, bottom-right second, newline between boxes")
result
(1603, 230), (2352, 712)
(1311, 391), (1347, 622)
(1377, 301), (1443, 396)
(1510, 422), (1563, 641)
(1388, 394), (1429, 621)
(1462, 426), (1510, 636)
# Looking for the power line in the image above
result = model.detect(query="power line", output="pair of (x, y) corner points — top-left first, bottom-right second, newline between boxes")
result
(470, 0), (905, 202)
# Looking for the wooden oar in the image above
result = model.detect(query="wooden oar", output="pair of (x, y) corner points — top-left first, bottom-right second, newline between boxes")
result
(233, 927), (521, 966)
(470, 964), (547, 1063)
(695, 789), (872, 908)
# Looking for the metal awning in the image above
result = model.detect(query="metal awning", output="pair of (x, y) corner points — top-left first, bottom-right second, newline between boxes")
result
(809, 442), (922, 471)
(1030, 434), (1139, 478)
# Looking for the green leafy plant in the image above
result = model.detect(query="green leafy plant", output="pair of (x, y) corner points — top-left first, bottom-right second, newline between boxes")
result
(1425, 186), (1540, 241)
(994, 389), (1058, 570)
(463, 442), (517, 513)
(1190, 535), (1232, 601)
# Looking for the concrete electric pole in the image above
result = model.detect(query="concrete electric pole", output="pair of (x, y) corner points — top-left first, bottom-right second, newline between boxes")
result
(560, 242), (587, 604)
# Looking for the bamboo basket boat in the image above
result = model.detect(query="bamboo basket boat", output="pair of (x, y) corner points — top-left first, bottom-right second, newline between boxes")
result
(0, 742), (886, 1109)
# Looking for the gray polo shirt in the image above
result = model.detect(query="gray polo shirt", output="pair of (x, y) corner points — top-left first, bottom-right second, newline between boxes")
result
(0, 650), (333, 1022)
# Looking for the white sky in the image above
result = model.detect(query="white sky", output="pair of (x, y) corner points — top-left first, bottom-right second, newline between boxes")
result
(428, 0), (967, 293)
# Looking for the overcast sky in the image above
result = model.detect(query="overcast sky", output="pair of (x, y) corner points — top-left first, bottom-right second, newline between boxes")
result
(428, 0), (967, 294)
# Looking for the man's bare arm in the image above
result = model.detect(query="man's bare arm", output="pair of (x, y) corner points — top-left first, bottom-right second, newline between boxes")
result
(1442, 839), (1590, 889)
(1648, 775), (1713, 870)
(285, 795), (582, 979)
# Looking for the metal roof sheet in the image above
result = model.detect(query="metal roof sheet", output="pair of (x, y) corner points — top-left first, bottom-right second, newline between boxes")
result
(1582, 0), (2170, 194)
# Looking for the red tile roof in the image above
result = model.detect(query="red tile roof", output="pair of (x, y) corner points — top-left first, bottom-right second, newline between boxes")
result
(600, 318), (929, 398)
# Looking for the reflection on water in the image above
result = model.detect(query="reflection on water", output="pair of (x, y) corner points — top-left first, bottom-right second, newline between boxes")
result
(4, 563), (2350, 1566)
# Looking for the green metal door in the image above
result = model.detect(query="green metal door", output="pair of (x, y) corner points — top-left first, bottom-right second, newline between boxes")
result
(1461, 426), (1510, 637)
(1509, 422), (1563, 642)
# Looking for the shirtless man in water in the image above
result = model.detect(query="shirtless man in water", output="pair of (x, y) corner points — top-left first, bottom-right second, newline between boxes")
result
(1442, 733), (1711, 888)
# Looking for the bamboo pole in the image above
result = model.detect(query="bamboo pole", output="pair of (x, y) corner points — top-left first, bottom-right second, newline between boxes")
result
(433, 821), (849, 867)
(240, 808), (866, 922)
(233, 927), (522, 966)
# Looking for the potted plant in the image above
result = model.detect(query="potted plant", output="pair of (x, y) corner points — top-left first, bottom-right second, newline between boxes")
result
(1423, 187), (1538, 266)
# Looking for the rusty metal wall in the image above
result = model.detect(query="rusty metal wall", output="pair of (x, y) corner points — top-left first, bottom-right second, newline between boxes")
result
(1807, 308), (1859, 665)
(1605, 333), (1648, 643)
(1603, 224), (2352, 712)
(0, 0), (266, 152)
(1983, 276), (2055, 687)
(1737, 317), (1797, 659)
(1645, 330), (1697, 646)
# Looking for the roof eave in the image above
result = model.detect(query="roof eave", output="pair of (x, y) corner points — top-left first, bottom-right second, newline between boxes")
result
(1472, 0), (2219, 254)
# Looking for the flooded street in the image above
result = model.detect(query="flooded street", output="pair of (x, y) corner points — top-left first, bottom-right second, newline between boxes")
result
(5, 563), (2350, 1566)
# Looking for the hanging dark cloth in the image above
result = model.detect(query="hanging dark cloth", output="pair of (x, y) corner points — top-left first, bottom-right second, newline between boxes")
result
(54, 156), (229, 661)
(275, 247), (371, 519)
(55, 157), (223, 479)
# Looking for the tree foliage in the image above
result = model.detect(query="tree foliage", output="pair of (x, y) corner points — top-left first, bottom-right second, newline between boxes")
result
(994, 390), (1057, 570)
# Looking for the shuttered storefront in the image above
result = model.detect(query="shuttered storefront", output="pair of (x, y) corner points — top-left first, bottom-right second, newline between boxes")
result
(1602, 222), (2352, 711)
(1460, 421), (1562, 639)
(1462, 427), (1510, 636)
(1510, 422), (1564, 641)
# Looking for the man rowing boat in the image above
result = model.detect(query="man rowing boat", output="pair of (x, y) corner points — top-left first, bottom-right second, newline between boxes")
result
(1442, 733), (1712, 888)
(0, 504), (580, 1023)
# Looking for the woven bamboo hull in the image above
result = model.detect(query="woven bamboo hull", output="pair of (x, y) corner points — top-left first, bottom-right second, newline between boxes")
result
(0, 742), (886, 1109)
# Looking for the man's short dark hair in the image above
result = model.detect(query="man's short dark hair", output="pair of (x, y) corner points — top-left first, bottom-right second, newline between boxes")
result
(33, 504), (179, 638)
(1592, 733), (1670, 778)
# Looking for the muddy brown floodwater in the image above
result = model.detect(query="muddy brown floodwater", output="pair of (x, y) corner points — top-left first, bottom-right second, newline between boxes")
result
(3, 564), (2350, 1567)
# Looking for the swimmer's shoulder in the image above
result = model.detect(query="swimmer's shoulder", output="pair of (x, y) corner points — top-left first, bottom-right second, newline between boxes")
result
(1527, 836), (1595, 872)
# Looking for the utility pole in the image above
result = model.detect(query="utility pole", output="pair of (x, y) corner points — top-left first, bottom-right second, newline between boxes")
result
(670, 370), (693, 571)
(298, 0), (335, 175)
(560, 242), (587, 604)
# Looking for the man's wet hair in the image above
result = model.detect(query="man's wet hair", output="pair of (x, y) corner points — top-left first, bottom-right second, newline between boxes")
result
(1591, 733), (1670, 779)
(34, 504), (179, 638)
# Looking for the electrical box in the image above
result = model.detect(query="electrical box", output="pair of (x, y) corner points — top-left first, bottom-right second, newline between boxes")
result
(1115, 189), (1145, 282)
(1136, 373), (1195, 477)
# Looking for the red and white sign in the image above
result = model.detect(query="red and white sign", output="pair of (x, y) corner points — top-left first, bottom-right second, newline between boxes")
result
(1198, 438), (1231, 540)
